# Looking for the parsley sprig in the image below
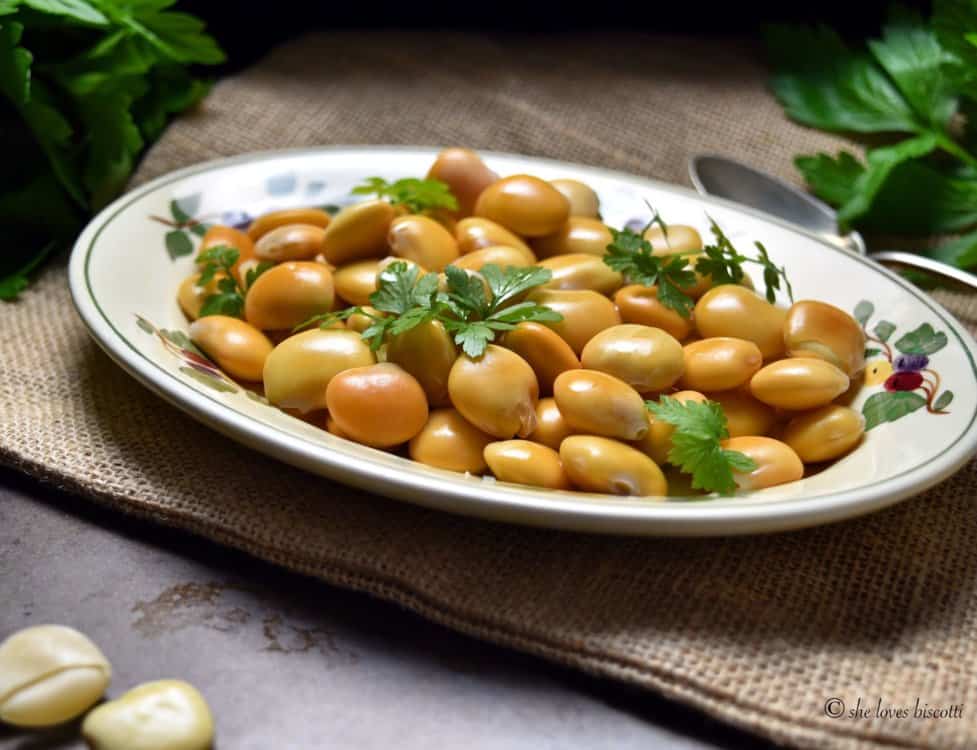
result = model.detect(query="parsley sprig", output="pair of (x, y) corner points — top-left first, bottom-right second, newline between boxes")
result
(696, 218), (795, 304)
(195, 245), (271, 318)
(647, 396), (757, 496)
(352, 177), (459, 214)
(603, 223), (697, 318)
(297, 261), (561, 357)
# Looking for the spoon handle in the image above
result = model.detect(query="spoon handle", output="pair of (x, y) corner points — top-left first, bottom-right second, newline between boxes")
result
(870, 250), (977, 292)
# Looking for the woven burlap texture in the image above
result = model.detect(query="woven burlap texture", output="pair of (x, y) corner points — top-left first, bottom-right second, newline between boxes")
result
(3, 33), (977, 750)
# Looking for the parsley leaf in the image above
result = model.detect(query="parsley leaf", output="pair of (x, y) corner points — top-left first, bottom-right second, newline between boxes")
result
(603, 225), (697, 317)
(352, 177), (458, 214)
(695, 217), (794, 305)
(647, 396), (756, 496)
(194, 244), (262, 319)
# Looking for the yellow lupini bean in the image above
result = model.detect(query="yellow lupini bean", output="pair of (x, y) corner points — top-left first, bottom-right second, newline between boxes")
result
(527, 288), (621, 354)
(387, 214), (460, 271)
(321, 199), (396, 265)
(750, 358), (850, 410)
(484, 440), (571, 489)
(549, 178), (600, 218)
(614, 284), (694, 341)
(783, 405), (865, 463)
(177, 271), (226, 321)
(0, 625), (111, 728)
(500, 321), (581, 394)
(581, 324), (684, 393)
(560, 436), (667, 496)
(679, 337), (763, 392)
(531, 218), (613, 258)
(528, 397), (575, 450)
(453, 244), (536, 271)
(554, 369), (649, 441)
(707, 388), (778, 438)
(538, 253), (623, 295)
(784, 300), (867, 376)
(247, 207), (331, 240)
(189, 315), (273, 382)
(474, 175), (571, 237)
(454, 217), (533, 256)
(409, 408), (494, 473)
(386, 319), (457, 406)
(694, 285), (787, 359)
(244, 261), (335, 331)
(426, 147), (499, 217)
(263, 329), (375, 413)
(326, 362), (429, 448)
(334, 259), (381, 306)
(253, 223), (326, 262)
(199, 225), (256, 285)
(635, 390), (707, 465)
(644, 224), (703, 256)
(81, 679), (214, 750)
(448, 345), (539, 438)
(723, 436), (803, 490)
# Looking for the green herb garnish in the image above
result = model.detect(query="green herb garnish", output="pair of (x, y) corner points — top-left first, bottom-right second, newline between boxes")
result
(195, 245), (271, 319)
(603, 223), (697, 318)
(647, 396), (756, 496)
(766, 3), (977, 269)
(696, 217), (794, 304)
(351, 177), (459, 214)
(297, 261), (561, 358)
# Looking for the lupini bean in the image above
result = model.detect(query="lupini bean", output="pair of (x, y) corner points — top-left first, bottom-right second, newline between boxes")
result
(200, 225), (256, 285)
(454, 217), (533, 256)
(538, 253), (623, 295)
(560, 436), (667, 496)
(528, 397), (575, 450)
(784, 300), (866, 376)
(581, 324), (684, 393)
(346, 306), (383, 333)
(321, 200), (396, 265)
(474, 175), (570, 237)
(636, 390), (707, 465)
(531, 218), (613, 258)
(783, 405), (865, 463)
(694, 285), (787, 359)
(448, 345), (539, 438)
(386, 319), (457, 406)
(334, 259), (381, 306)
(644, 224), (703, 256)
(750, 359), (850, 410)
(253, 223), (326, 262)
(409, 408), (494, 473)
(387, 214), (460, 271)
(0, 625), (111, 728)
(177, 272), (225, 321)
(527, 288), (621, 354)
(722, 436), (803, 490)
(549, 178), (600, 218)
(326, 363), (429, 448)
(453, 244), (535, 271)
(189, 315), (273, 382)
(679, 337), (762, 392)
(614, 284), (694, 341)
(484, 440), (571, 489)
(707, 388), (778, 438)
(426, 148), (499, 217)
(263, 329), (375, 413)
(81, 680), (214, 750)
(501, 321), (581, 394)
(244, 261), (335, 331)
(247, 207), (331, 240)
(554, 369), (649, 441)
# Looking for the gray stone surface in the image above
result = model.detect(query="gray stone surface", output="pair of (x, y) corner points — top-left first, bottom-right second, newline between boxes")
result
(0, 467), (769, 749)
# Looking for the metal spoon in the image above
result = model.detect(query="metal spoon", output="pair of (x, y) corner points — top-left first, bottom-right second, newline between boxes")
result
(688, 154), (977, 291)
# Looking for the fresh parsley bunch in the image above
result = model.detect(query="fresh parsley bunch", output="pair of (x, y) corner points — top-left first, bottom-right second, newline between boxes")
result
(648, 396), (756, 496)
(352, 177), (459, 214)
(299, 261), (562, 358)
(0, 0), (224, 299)
(767, 1), (977, 270)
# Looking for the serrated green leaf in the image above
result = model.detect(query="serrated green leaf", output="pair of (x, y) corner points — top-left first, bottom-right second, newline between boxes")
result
(165, 229), (192, 259)
(862, 390), (927, 430)
(795, 152), (865, 208)
(894, 322), (948, 354)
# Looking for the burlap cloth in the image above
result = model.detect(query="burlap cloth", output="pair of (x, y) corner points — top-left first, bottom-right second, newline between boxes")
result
(4, 33), (977, 749)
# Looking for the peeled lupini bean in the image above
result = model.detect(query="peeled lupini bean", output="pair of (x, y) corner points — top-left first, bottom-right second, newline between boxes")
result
(409, 408), (494, 473)
(0, 625), (111, 728)
(483, 440), (571, 489)
(81, 679), (214, 750)
(560, 436), (667, 496)
(326, 363), (429, 448)
(553, 369), (649, 441)
(783, 405), (865, 463)
(448, 345), (540, 438)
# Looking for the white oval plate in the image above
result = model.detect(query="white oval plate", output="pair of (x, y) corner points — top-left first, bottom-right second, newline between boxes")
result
(69, 146), (977, 536)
